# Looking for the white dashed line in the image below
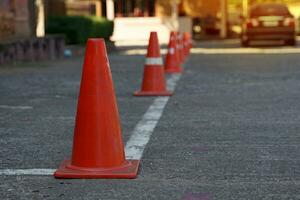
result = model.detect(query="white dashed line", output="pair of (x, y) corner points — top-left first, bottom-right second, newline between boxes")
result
(0, 105), (33, 110)
(191, 48), (300, 54)
(0, 169), (55, 176)
(123, 47), (300, 55)
(125, 74), (181, 160)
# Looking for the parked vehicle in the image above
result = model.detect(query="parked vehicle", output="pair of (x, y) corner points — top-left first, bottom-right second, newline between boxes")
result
(241, 3), (296, 46)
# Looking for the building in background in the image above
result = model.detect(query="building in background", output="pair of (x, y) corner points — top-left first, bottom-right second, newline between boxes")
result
(43, 0), (225, 43)
(0, 0), (226, 42)
(0, 0), (47, 40)
(0, 0), (15, 39)
(1, 0), (299, 42)
(101, 0), (221, 43)
(0, 0), (32, 39)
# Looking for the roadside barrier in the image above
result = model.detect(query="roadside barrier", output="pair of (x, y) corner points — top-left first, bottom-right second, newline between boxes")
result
(54, 31), (192, 179)
(165, 31), (183, 74)
(0, 36), (65, 65)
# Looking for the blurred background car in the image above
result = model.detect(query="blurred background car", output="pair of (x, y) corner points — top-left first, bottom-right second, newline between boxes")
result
(241, 3), (296, 46)
(192, 16), (221, 40)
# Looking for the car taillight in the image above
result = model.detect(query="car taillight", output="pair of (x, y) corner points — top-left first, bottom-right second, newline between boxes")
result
(283, 18), (295, 27)
(246, 19), (259, 28)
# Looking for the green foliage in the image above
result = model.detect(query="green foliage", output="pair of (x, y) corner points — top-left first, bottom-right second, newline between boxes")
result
(46, 16), (114, 44)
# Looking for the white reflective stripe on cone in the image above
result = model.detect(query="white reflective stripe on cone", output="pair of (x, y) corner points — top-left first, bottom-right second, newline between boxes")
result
(169, 48), (175, 54)
(145, 57), (163, 65)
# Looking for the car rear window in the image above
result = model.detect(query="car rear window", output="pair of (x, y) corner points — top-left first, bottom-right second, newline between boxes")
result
(250, 4), (291, 17)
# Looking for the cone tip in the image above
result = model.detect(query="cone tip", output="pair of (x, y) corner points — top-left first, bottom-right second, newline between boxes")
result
(86, 38), (106, 48)
(87, 38), (105, 43)
(85, 38), (107, 56)
(150, 32), (158, 37)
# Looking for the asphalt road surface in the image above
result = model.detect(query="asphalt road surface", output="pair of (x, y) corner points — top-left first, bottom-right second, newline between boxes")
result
(1, 39), (300, 199)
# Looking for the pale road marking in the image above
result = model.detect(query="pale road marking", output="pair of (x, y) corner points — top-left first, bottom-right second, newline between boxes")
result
(0, 169), (55, 176)
(145, 57), (164, 65)
(122, 49), (166, 55)
(0, 74), (182, 175)
(125, 97), (169, 160)
(191, 48), (300, 54)
(43, 116), (74, 120)
(125, 74), (181, 160)
(0, 105), (33, 110)
(123, 47), (300, 55)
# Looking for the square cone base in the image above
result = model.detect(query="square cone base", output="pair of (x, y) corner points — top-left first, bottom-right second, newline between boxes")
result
(165, 68), (183, 74)
(54, 160), (140, 179)
(134, 90), (173, 97)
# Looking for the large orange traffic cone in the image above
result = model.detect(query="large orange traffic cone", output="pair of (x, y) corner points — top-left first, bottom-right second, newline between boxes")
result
(134, 32), (173, 96)
(54, 39), (140, 179)
(165, 32), (182, 74)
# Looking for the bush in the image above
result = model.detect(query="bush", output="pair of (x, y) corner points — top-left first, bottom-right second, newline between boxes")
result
(46, 16), (114, 44)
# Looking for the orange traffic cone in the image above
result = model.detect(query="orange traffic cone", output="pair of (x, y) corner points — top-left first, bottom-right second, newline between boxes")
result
(54, 39), (140, 179)
(165, 31), (182, 74)
(177, 33), (185, 64)
(183, 32), (192, 57)
(134, 32), (173, 96)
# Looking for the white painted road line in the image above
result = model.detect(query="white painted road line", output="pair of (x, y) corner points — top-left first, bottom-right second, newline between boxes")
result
(0, 74), (182, 175)
(125, 74), (181, 160)
(191, 48), (300, 54)
(0, 169), (55, 176)
(122, 49), (167, 55)
(0, 105), (33, 110)
(123, 47), (300, 55)
(125, 97), (169, 160)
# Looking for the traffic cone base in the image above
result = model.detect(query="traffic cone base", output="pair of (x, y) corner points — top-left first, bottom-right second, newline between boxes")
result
(134, 90), (173, 97)
(54, 160), (140, 179)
